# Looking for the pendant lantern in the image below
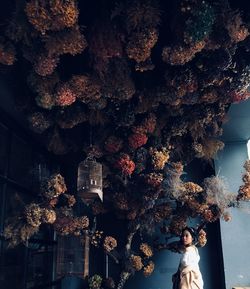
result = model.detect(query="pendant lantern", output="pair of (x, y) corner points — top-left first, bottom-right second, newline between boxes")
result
(77, 156), (103, 204)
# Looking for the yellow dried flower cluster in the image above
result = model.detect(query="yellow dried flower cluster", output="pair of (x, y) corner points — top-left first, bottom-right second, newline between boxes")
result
(131, 255), (143, 271)
(90, 230), (103, 247)
(182, 182), (203, 194)
(44, 25), (87, 56)
(4, 222), (39, 247)
(143, 261), (155, 277)
(25, 0), (79, 34)
(139, 243), (153, 258)
(150, 147), (170, 170)
(103, 236), (117, 252)
(41, 208), (57, 224)
(162, 40), (206, 65)
(126, 28), (158, 63)
(42, 174), (67, 199)
(25, 203), (42, 227)
(197, 229), (207, 247)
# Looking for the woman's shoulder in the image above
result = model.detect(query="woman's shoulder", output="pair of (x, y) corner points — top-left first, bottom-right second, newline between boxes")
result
(185, 245), (197, 252)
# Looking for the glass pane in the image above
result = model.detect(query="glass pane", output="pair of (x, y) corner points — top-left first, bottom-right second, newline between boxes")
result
(9, 134), (33, 189)
(0, 241), (27, 289)
(26, 244), (55, 288)
(0, 123), (8, 175)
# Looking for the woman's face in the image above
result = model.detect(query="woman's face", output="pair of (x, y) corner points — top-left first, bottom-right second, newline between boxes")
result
(181, 230), (193, 246)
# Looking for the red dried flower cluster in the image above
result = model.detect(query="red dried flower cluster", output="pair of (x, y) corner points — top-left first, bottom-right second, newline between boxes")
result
(55, 83), (77, 106)
(128, 133), (148, 150)
(115, 154), (136, 176)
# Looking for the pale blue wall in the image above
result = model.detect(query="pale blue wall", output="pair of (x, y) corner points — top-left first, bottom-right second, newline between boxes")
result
(214, 142), (250, 289)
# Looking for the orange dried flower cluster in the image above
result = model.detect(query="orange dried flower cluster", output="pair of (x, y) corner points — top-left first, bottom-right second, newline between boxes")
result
(126, 28), (158, 63)
(238, 160), (250, 200)
(202, 209), (218, 222)
(0, 41), (16, 65)
(103, 236), (117, 252)
(140, 243), (153, 258)
(150, 147), (170, 170)
(162, 40), (206, 65)
(226, 13), (249, 43)
(131, 255), (143, 271)
(115, 154), (136, 176)
(169, 216), (187, 235)
(69, 75), (101, 104)
(25, 0), (79, 34)
(105, 136), (123, 153)
(154, 203), (172, 222)
(143, 261), (155, 277)
(44, 25), (87, 56)
(128, 133), (148, 150)
(197, 229), (207, 247)
(145, 172), (163, 188)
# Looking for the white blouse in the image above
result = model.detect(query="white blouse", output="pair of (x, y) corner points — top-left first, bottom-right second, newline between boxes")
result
(179, 245), (201, 271)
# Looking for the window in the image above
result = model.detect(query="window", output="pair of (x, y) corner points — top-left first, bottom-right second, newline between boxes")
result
(0, 110), (60, 289)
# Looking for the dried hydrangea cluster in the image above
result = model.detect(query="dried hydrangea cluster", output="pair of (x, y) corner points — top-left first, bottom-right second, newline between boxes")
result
(103, 236), (117, 252)
(41, 173), (67, 199)
(139, 243), (153, 258)
(143, 261), (155, 277)
(0, 40), (16, 65)
(88, 274), (103, 289)
(238, 160), (250, 201)
(131, 255), (143, 271)
(25, 0), (79, 34)
(197, 229), (207, 247)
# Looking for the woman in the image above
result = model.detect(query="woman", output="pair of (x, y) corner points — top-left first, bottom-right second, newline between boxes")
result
(172, 227), (203, 289)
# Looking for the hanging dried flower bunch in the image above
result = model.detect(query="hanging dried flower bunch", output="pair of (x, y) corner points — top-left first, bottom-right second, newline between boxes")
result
(115, 154), (136, 176)
(25, 0), (79, 34)
(0, 40), (16, 65)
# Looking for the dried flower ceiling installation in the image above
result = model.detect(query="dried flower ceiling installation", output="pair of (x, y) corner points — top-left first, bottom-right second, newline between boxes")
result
(1, 0), (250, 288)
